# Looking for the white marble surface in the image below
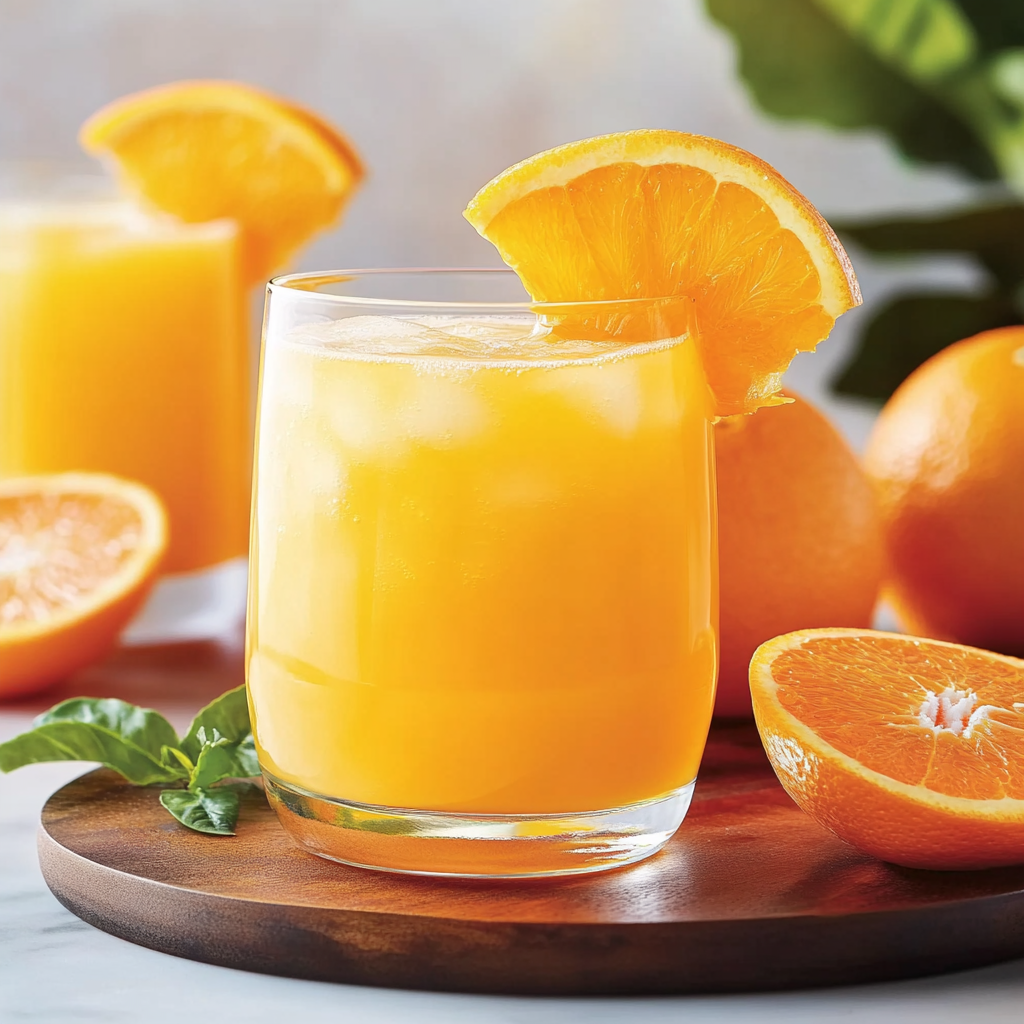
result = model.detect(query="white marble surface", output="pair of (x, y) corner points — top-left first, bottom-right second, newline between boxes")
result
(3, 706), (1024, 1023)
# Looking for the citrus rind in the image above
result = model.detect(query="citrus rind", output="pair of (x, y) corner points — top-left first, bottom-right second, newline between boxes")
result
(751, 628), (1024, 869)
(80, 80), (363, 192)
(465, 130), (860, 319)
(0, 473), (168, 697)
(79, 79), (364, 282)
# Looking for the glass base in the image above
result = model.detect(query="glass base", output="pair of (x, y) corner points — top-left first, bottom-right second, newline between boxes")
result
(122, 557), (248, 645)
(264, 773), (696, 878)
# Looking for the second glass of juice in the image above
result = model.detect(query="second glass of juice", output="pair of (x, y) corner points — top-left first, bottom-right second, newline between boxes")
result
(248, 270), (717, 876)
(0, 166), (251, 639)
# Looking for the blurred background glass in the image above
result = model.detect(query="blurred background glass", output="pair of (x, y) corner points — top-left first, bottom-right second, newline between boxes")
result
(0, 163), (250, 642)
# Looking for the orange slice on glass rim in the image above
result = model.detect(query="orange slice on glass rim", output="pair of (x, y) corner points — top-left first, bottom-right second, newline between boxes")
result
(464, 130), (860, 416)
(0, 474), (167, 698)
(80, 80), (365, 284)
(751, 628), (1024, 870)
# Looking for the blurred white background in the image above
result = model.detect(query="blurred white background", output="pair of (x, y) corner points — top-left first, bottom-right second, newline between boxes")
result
(0, 0), (989, 449)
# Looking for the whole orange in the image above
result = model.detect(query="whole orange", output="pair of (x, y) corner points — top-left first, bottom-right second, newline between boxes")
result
(864, 327), (1024, 656)
(714, 392), (883, 717)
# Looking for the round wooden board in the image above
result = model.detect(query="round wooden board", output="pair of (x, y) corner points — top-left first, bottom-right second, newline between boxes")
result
(38, 722), (1024, 995)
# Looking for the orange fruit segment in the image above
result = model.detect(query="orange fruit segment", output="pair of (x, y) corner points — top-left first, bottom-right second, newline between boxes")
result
(751, 628), (1024, 869)
(464, 131), (861, 416)
(80, 80), (365, 284)
(0, 474), (167, 699)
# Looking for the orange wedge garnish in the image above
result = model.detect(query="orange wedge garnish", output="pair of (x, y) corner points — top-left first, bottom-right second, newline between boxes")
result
(751, 628), (1024, 869)
(465, 131), (860, 416)
(0, 474), (167, 699)
(80, 80), (364, 284)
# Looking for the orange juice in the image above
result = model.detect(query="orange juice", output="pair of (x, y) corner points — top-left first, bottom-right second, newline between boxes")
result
(247, 312), (718, 818)
(0, 200), (249, 573)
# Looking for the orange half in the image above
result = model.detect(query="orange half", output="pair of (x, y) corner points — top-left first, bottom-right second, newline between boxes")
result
(751, 628), (1024, 869)
(0, 474), (167, 698)
(465, 131), (860, 416)
(81, 80), (365, 284)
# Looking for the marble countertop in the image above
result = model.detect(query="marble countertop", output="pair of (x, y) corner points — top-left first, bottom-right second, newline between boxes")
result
(4, 637), (1024, 1023)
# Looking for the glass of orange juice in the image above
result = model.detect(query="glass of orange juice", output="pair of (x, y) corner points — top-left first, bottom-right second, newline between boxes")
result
(0, 164), (251, 639)
(248, 269), (718, 876)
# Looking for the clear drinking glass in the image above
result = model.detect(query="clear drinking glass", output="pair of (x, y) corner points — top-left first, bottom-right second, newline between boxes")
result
(248, 269), (718, 877)
(0, 163), (251, 641)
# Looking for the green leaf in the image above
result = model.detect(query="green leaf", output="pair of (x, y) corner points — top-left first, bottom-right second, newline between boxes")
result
(990, 48), (1024, 107)
(180, 686), (251, 762)
(832, 290), (1022, 399)
(160, 787), (241, 836)
(705, 0), (998, 179)
(187, 733), (259, 787)
(162, 745), (195, 774)
(0, 687), (260, 836)
(180, 687), (259, 786)
(835, 203), (1024, 287)
(960, 3), (1024, 54)
(189, 736), (241, 790)
(36, 698), (179, 759)
(814, 0), (978, 82)
(0, 722), (185, 786)
(230, 733), (261, 780)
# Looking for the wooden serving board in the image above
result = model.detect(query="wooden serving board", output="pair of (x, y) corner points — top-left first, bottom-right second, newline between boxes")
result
(37, 721), (1024, 995)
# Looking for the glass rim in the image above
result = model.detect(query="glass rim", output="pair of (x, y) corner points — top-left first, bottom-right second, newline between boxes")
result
(268, 268), (687, 311)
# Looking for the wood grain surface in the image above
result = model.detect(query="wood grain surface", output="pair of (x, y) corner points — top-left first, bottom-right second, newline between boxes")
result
(37, 702), (1024, 995)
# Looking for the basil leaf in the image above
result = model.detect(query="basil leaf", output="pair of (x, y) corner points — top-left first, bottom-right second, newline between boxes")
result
(189, 738), (239, 791)
(36, 698), (179, 759)
(231, 733), (260, 779)
(0, 722), (184, 786)
(162, 745), (195, 773)
(180, 686), (251, 762)
(189, 731), (260, 789)
(160, 786), (241, 836)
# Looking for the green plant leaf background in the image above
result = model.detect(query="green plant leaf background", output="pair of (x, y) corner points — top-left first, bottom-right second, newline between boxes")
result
(706, 0), (1024, 398)
(833, 290), (1020, 398)
(832, 202), (1024, 397)
(705, 0), (997, 178)
(837, 203), (1024, 286)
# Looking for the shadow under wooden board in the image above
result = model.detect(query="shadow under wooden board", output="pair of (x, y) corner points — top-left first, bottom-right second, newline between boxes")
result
(38, 722), (1024, 996)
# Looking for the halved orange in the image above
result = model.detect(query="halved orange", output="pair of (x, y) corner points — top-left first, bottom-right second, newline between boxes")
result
(0, 474), (167, 699)
(80, 80), (365, 284)
(751, 628), (1024, 869)
(465, 131), (860, 416)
